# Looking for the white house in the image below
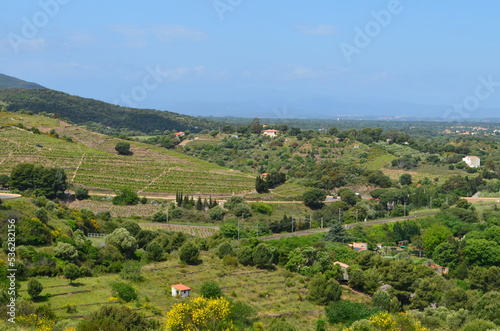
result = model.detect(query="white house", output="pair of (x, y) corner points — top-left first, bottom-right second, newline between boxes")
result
(462, 156), (480, 168)
(171, 284), (191, 298)
(262, 129), (280, 137)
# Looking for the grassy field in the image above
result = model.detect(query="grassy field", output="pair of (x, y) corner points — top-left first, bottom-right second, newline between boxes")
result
(245, 182), (308, 201)
(18, 251), (368, 330)
(0, 112), (255, 195)
(69, 198), (170, 218)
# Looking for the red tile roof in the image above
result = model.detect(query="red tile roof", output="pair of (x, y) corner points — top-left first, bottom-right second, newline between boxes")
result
(172, 284), (191, 291)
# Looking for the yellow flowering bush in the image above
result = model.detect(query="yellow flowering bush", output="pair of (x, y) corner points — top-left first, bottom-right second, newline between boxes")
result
(343, 312), (429, 331)
(369, 312), (397, 331)
(165, 296), (235, 331)
(16, 314), (55, 331)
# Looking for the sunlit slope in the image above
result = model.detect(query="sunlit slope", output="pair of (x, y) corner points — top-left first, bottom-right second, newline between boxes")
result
(0, 112), (254, 195)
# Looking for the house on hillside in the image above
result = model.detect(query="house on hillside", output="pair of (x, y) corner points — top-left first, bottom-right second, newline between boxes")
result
(171, 284), (191, 298)
(262, 129), (280, 138)
(462, 156), (480, 168)
(423, 262), (449, 276)
(348, 242), (368, 252)
(174, 132), (185, 137)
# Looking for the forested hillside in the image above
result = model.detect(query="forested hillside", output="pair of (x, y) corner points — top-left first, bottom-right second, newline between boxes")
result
(0, 73), (45, 89)
(0, 88), (221, 134)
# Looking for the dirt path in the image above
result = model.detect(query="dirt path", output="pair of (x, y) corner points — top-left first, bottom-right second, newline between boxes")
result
(71, 152), (86, 183)
(138, 168), (169, 194)
(0, 193), (22, 200)
(464, 197), (500, 203)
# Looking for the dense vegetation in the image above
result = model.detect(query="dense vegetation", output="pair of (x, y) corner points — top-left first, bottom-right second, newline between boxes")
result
(1, 87), (500, 329)
(0, 88), (222, 134)
(0, 74), (44, 89)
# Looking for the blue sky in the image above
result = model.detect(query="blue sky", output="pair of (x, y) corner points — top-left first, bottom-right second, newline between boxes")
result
(1, 0), (500, 119)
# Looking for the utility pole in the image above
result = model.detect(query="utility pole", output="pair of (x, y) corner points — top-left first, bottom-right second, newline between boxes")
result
(291, 217), (294, 232)
(321, 217), (324, 229)
(309, 216), (312, 229)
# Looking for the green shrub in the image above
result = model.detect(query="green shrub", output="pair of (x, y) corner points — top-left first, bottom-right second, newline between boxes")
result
(27, 279), (43, 299)
(75, 186), (90, 200)
(325, 300), (380, 326)
(110, 282), (138, 302)
(222, 255), (238, 267)
(112, 188), (139, 206)
(179, 241), (200, 265)
(200, 280), (223, 299)
(250, 202), (274, 215)
(216, 242), (233, 259)
(77, 305), (158, 331)
(119, 261), (143, 282)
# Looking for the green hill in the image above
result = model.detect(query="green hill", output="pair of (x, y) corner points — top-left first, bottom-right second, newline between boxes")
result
(0, 88), (220, 134)
(0, 73), (45, 89)
(0, 112), (254, 195)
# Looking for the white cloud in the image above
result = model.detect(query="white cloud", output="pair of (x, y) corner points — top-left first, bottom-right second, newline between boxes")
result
(159, 66), (226, 81)
(110, 24), (207, 47)
(295, 23), (337, 36)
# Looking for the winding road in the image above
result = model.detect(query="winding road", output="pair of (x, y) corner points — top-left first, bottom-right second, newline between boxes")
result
(0, 193), (22, 200)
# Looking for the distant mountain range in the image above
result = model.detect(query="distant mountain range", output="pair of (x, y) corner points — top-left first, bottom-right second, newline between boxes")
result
(168, 96), (500, 121)
(0, 73), (45, 89)
(1, 73), (499, 127)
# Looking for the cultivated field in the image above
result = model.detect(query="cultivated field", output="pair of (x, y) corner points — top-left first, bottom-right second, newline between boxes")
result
(20, 251), (369, 330)
(0, 112), (255, 195)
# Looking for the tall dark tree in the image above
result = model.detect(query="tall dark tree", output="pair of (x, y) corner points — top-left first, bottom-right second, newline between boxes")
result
(195, 196), (203, 210)
(249, 118), (262, 134)
(255, 176), (268, 193)
(10, 163), (35, 191)
(303, 188), (327, 209)
(324, 221), (352, 243)
(10, 163), (67, 199)
(27, 279), (43, 299)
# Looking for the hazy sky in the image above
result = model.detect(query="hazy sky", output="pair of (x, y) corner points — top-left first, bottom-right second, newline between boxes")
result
(1, 1), (500, 117)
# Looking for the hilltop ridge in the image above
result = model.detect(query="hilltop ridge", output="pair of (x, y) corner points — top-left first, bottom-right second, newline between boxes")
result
(0, 73), (45, 89)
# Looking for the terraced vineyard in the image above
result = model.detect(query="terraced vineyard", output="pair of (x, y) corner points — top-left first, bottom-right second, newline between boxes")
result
(138, 223), (219, 237)
(0, 112), (255, 195)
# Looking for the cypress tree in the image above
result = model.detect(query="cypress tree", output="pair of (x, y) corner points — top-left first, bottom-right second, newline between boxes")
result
(196, 197), (203, 210)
